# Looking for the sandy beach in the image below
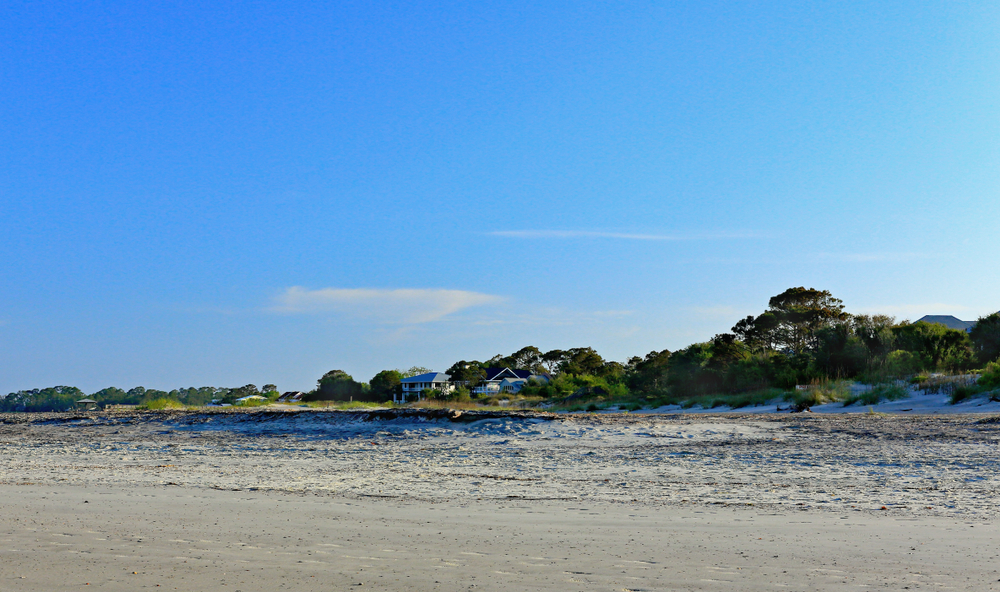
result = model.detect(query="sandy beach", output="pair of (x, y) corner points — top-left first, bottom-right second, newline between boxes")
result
(3, 409), (1000, 590)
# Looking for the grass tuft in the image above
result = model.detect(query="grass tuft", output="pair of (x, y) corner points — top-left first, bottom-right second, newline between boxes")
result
(842, 383), (909, 407)
(141, 398), (185, 410)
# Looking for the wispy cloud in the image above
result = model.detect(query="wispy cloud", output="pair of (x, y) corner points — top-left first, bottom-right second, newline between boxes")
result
(488, 230), (765, 241)
(817, 252), (926, 263)
(688, 305), (750, 320)
(271, 287), (505, 324)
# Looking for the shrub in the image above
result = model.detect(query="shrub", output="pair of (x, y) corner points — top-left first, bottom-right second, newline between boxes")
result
(886, 350), (921, 376)
(979, 361), (1000, 388)
(142, 398), (185, 410)
(783, 381), (849, 410)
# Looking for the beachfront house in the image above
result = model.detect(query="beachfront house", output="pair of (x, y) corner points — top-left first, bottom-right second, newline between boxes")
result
(472, 368), (550, 396)
(497, 374), (552, 394)
(398, 372), (453, 403)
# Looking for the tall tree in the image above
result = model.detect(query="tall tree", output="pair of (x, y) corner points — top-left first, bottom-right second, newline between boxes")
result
(766, 287), (848, 354)
(540, 350), (568, 374)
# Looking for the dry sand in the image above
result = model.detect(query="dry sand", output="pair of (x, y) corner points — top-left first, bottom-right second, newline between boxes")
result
(2, 409), (1000, 590)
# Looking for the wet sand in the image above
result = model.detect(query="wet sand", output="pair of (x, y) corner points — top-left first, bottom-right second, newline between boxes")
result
(2, 410), (1000, 590)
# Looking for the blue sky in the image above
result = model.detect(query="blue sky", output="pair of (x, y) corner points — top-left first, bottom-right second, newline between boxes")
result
(2, 1), (998, 394)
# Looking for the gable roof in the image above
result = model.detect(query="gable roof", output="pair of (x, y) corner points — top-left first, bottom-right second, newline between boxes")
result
(917, 315), (974, 331)
(400, 372), (451, 383)
(483, 367), (532, 381)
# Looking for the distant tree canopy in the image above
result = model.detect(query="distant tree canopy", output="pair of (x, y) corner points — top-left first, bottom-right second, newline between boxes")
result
(306, 370), (364, 402)
(0, 385), (233, 411)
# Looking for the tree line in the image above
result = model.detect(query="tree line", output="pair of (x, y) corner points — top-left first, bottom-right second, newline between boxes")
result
(0, 384), (279, 413)
(307, 288), (1000, 403)
(4, 287), (1000, 410)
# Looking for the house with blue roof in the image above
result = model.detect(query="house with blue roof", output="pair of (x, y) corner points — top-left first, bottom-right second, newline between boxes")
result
(398, 372), (453, 403)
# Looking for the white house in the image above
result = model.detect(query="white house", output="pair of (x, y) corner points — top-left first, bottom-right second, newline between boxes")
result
(398, 372), (453, 403)
(471, 368), (550, 396)
(277, 391), (306, 402)
(498, 374), (552, 394)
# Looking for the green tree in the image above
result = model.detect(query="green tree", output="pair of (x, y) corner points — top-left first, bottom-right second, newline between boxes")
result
(402, 367), (432, 378)
(485, 346), (547, 374)
(627, 349), (671, 394)
(91, 387), (128, 405)
(307, 370), (363, 402)
(541, 349), (568, 374)
(446, 361), (487, 390)
(559, 347), (605, 376)
(0, 386), (86, 412)
(970, 313), (1000, 365)
(766, 287), (848, 354)
(369, 370), (403, 400)
(731, 312), (781, 353)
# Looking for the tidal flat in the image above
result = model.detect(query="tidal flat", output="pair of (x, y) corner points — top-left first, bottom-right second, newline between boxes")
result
(2, 409), (1000, 590)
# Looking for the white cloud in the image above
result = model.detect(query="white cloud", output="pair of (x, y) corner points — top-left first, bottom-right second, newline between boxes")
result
(272, 287), (504, 324)
(488, 230), (764, 241)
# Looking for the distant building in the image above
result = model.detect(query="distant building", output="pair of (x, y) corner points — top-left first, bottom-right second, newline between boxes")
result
(916, 315), (976, 333)
(472, 368), (552, 396)
(398, 372), (454, 403)
(497, 374), (551, 394)
(75, 398), (98, 411)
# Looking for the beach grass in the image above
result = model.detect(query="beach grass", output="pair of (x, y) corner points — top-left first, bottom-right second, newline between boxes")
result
(842, 383), (909, 407)
(141, 398), (186, 410)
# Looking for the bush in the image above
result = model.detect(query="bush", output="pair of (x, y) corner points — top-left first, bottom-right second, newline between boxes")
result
(142, 398), (185, 410)
(783, 381), (849, 410)
(979, 361), (1000, 388)
(886, 350), (921, 376)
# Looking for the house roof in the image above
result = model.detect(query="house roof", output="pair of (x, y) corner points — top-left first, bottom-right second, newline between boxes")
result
(498, 378), (526, 385)
(917, 315), (974, 331)
(400, 372), (451, 383)
(483, 368), (533, 380)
